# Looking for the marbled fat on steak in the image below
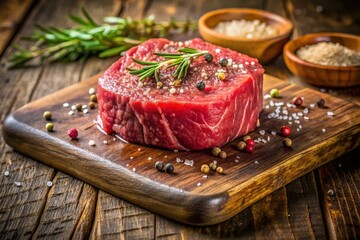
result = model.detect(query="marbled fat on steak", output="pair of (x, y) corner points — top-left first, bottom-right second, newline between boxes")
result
(98, 38), (264, 150)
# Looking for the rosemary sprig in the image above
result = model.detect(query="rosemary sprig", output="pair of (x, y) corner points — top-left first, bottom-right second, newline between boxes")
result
(8, 8), (197, 68)
(127, 47), (207, 84)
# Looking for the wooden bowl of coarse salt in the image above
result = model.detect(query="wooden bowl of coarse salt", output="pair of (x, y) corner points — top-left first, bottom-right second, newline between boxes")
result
(198, 8), (293, 64)
(283, 32), (360, 87)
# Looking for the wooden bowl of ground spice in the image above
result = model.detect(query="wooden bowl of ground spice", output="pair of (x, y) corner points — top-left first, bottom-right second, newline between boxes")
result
(283, 32), (360, 87)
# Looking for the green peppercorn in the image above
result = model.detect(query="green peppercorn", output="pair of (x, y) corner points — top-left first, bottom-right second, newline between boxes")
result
(283, 138), (292, 147)
(204, 53), (213, 63)
(243, 135), (251, 141)
(209, 162), (217, 171)
(76, 103), (82, 111)
(216, 166), (223, 174)
(219, 58), (228, 67)
(90, 94), (97, 103)
(237, 141), (247, 151)
(43, 111), (52, 120)
(89, 101), (96, 109)
(270, 88), (279, 98)
(219, 151), (227, 159)
(201, 164), (210, 174)
(155, 161), (164, 171)
(45, 122), (54, 132)
(317, 98), (325, 107)
(196, 81), (205, 91)
(211, 147), (221, 157)
(164, 163), (174, 173)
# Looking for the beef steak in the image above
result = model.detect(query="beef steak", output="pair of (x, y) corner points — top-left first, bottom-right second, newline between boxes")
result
(98, 38), (264, 150)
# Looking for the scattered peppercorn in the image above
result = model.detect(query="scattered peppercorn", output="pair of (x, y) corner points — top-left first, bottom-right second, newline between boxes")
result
(217, 71), (226, 80)
(237, 141), (247, 151)
(317, 98), (325, 107)
(270, 88), (279, 98)
(201, 164), (210, 173)
(90, 94), (97, 103)
(173, 80), (181, 87)
(256, 119), (260, 128)
(246, 139), (255, 148)
(76, 103), (82, 111)
(155, 161), (164, 171)
(204, 53), (213, 63)
(216, 166), (223, 174)
(219, 151), (227, 159)
(43, 111), (52, 120)
(280, 126), (291, 137)
(89, 101), (96, 109)
(67, 128), (78, 139)
(211, 147), (221, 157)
(245, 144), (255, 153)
(45, 123), (54, 132)
(282, 138), (292, 147)
(209, 162), (217, 171)
(157, 81), (163, 88)
(219, 58), (228, 67)
(196, 81), (205, 91)
(292, 96), (304, 107)
(243, 135), (251, 141)
(164, 163), (174, 173)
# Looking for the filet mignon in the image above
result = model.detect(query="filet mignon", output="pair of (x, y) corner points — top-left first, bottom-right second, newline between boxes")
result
(98, 38), (264, 150)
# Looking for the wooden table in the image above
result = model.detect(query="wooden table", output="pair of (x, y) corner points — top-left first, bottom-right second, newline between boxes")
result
(0, 0), (359, 239)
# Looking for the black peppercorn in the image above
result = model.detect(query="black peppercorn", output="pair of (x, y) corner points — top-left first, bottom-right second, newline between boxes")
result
(196, 81), (205, 91)
(164, 163), (174, 173)
(317, 98), (325, 107)
(204, 53), (213, 63)
(219, 58), (228, 67)
(155, 161), (164, 171)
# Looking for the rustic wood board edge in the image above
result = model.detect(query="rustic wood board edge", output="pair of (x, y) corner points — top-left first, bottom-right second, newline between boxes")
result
(2, 74), (360, 226)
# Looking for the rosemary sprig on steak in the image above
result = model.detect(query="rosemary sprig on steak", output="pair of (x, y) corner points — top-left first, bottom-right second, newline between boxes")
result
(127, 47), (208, 85)
(7, 8), (196, 69)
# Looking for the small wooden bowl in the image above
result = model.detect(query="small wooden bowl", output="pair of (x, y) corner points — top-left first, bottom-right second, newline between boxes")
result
(198, 8), (293, 64)
(283, 33), (360, 87)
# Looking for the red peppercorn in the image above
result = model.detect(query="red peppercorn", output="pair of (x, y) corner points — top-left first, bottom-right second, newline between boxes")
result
(280, 126), (291, 137)
(246, 139), (255, 147)
(292, 96), (304, 107)
(245, 144), (255, 153)
(67, 128), (78, 139)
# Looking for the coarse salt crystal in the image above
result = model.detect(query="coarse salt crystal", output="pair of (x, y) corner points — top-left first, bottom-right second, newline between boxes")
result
(265, 105), (270, 109)
(310, 103), (315, 108)
(14, 181), (21, 187)
(71, 105), (77, 111)
(89, 88), (96, 95)
(251, 61), (255, 66)
(271, 131), (276, 135)
(88, 140), (96, 146)
(103, 140), (108, 145)
(299, 125), (302, 129)
(174, 149), (178, 152)
(241, 70), (247, 74)
(304, 116), (309, 120)
(130, 156), (134, 160)
(4, 171), (9, 176)
(82, 105), (87, 110)
(245, 61), (249, 65)
(68, 110), (74, 116)
(264, 94), (271, 99)
(179, 89), (184, 94)
(203, 175), (208, 179)
(288, 121), (293, 125)
(132, 168), (136, 172)
(83, 109), (89, 114)
(176, 157), (182, 163)
(138, 148), (141, 151)
(232, 64), (238, 68)
(259, 130), (266, 135)
(215, 48), (220, 53)
(184, 159), (194, 166)
(297, 112), (303, 116)
(261, 139), (267, 143)
(255, 160), (259, 164)
(47, 181), (53, 187)
(148, 157), (152, 161)
(126, 164), (129, 167)
(63, 103), (70, 108)
(228, 59), (233, 65)
(267, 136), (270, 141)
(322, 128), (326, 132)
(320, 88), (327, 93)
(327, 111), (334, 117)
(197, 182), (201, 186)
(169, 88), (176, 94)
(303, 108), (309, 114)
(239, 64), (244, 68)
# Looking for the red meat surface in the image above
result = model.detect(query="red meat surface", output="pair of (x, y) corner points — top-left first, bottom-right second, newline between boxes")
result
(98, 38), (264, 150)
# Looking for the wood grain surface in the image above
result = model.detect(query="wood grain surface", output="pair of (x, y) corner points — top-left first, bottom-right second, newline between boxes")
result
(0, 0), (359, 238)
(3, 73), (359, 225)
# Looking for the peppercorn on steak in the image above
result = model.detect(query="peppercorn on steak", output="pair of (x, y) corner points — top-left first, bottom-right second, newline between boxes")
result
(98, 38), (264, 150)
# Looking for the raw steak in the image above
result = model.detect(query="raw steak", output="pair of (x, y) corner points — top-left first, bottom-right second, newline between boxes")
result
(98, 38), (264, 150)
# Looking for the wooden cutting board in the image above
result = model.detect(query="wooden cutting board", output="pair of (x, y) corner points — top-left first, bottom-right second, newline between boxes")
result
(3, 74), (359, 226)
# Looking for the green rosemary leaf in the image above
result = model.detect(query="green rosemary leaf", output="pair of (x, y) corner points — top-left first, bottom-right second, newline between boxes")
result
(132, 58), (158, 66)
(69, 14), (91, 26)
(153, 52), (183, 57)
(98, 45), (129, 58)
(81, 7), (98, 27)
